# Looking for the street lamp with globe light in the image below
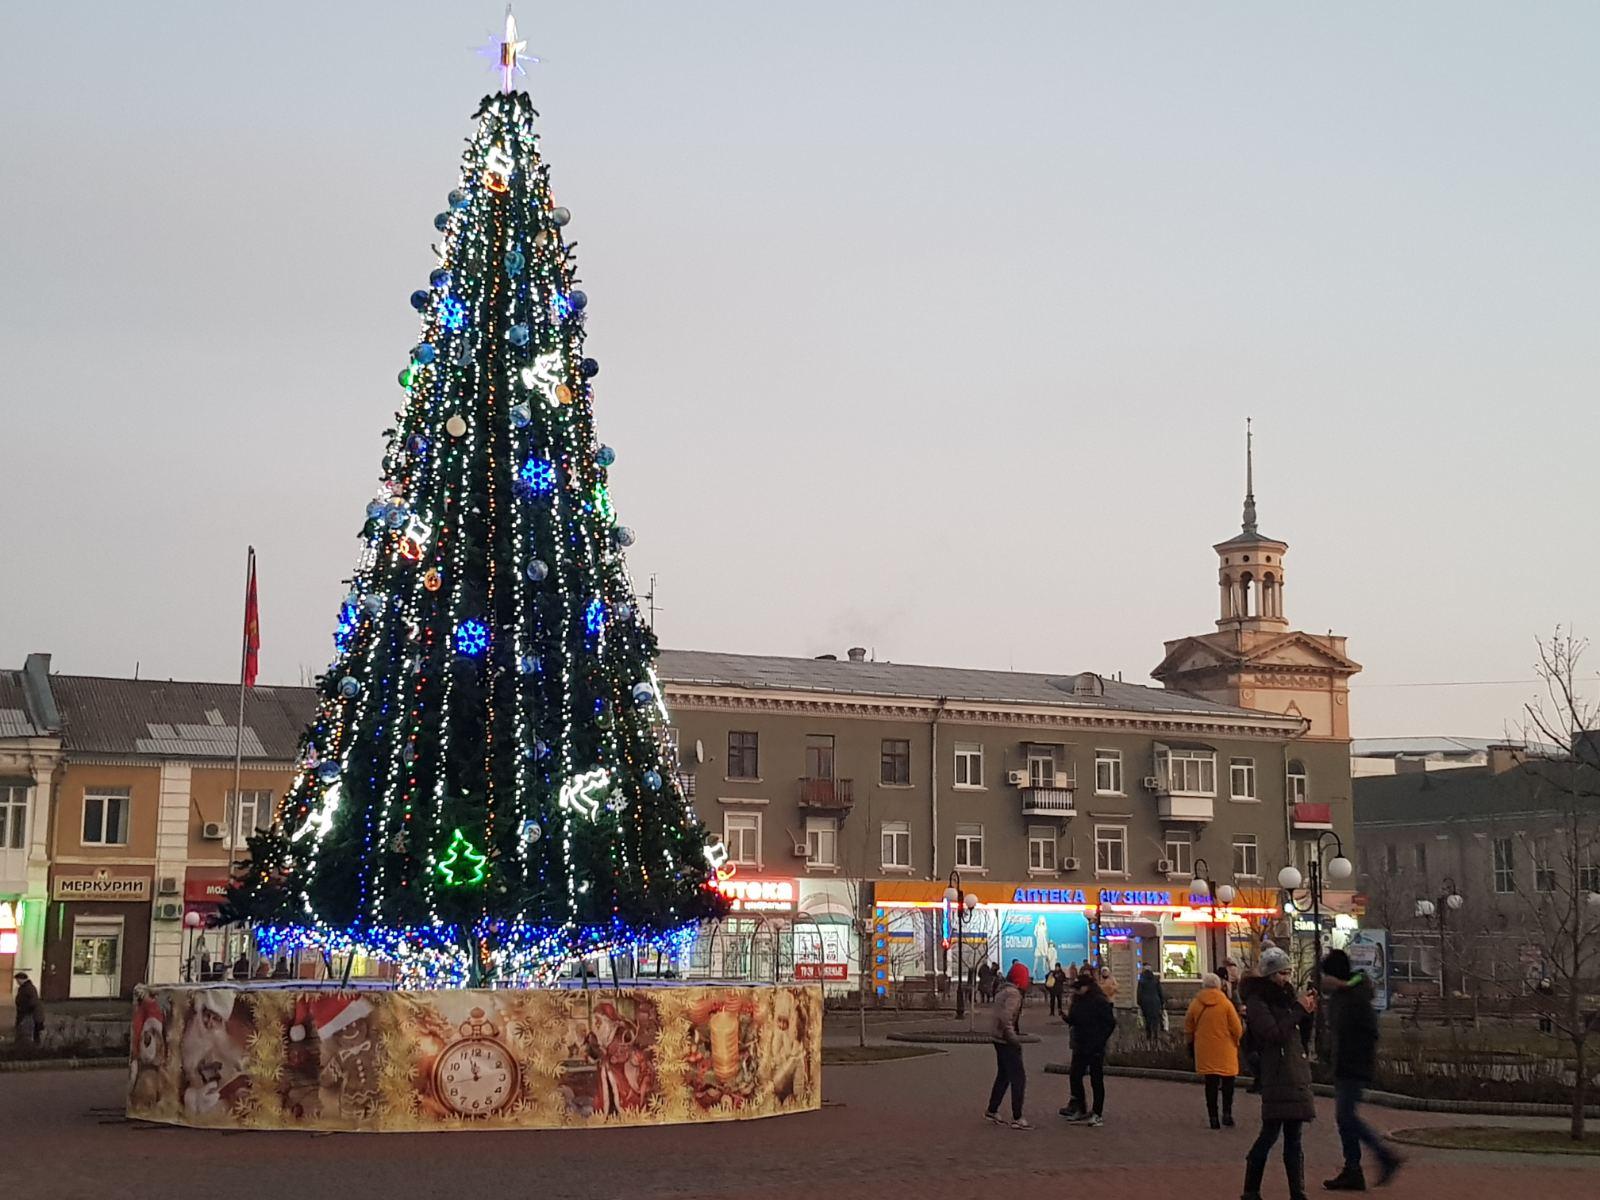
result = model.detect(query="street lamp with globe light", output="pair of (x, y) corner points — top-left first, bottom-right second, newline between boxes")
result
(1191, 860), (1240, 976)
(1278, 831), (1354, 1048)
(1414, 877), (1464, 1009)
(945, 872), (980, 1019)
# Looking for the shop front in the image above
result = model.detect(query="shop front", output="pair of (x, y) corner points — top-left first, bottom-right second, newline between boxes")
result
(45, 867), (153, 1000)
(681, 874), (864, 992)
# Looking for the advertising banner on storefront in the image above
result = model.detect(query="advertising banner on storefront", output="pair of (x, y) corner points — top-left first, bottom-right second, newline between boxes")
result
(1345, 928), (1390, 1011)
(128, 982), (822, 1132)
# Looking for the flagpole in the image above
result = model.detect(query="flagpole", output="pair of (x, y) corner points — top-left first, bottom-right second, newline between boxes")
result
(226, 546), (255, 971)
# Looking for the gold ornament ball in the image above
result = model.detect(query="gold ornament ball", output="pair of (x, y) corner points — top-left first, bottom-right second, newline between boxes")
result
(554, 384), (573, 406)
(445, 415), (467, 437)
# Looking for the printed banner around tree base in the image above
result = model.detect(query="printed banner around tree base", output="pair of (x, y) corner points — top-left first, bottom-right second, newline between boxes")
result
(128, 982), (821, 1131)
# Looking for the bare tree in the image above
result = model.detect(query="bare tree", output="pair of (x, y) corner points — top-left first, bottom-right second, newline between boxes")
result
(1512, 629), (1600, 1140)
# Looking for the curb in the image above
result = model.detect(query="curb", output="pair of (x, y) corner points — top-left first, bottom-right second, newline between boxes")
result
(0, 1056), (125, 1073)
(1387, 1127), (1600, 1157)
(888, 1031), (1042, 1045)
(1040, 1063), (1600, 1119)
(822, 1047), (948, 1066)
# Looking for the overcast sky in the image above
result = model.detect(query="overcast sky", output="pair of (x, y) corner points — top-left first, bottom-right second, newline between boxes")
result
(3, 3), (1596, 739)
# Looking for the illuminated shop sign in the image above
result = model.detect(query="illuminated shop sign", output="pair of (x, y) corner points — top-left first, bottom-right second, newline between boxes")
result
(1099, 889), (1172, 907)
(1011, 887), (1088, 905)
(716, 878), (797, 913)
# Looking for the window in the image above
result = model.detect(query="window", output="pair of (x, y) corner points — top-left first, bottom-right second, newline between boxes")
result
(880, 821), (910, 869)
(0, 784), (28, 850)
(1164, 832), (1193, 876)
(1384, 844), (1399, 876)
(1534, 846), (1555, 893)
(727, 731), (759, 780)
(227, 789), (274, 842)
(1026, 745), (1056, 788)
(1232, 834), (1259, 879)
(1230, 757), (1257, 801)
(1492, 837), (1515, 893)
(880, 739), (911, 786)
(723, 813), (761, 866)
(805, 817), (838, 867)
(953, 742), (984, 788)
(1580, 859), (1600, 894)
(955, 823), (984, 869)
(1028, 825), (1057, 872)
(1160, 748), (1216, 795)
(1413, 843), (1427, 873)
(1287, 759), (1308, 804)
(1095, 825), (1127, 875)
(82, 788), (130, 846)
(1094, 749), (1123, 795)
(804, 734), (835, 781)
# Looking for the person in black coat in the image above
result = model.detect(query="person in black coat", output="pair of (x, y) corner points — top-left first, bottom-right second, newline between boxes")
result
(1136, 967), (1165, 1039)
(1240, 948), (1316, 1200)
(12, 972), (43, 1048)
(1320, 949), (1402, 1190)
(1060, 972), (1117, 1126)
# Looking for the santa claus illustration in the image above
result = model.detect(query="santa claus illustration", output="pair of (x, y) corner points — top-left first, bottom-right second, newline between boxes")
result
(586, 1002), (654, 1114)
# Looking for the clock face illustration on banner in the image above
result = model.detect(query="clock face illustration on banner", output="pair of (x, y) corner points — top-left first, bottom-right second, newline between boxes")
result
(433, 1007), (520, 1116)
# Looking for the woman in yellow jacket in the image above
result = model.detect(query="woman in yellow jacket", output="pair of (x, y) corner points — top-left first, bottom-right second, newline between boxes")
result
(1184, 971), (1244, 1129)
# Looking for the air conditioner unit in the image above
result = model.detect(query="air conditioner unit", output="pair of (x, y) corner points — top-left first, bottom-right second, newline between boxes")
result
(1053, 771), (1072, 789)
(1142, 775), (1163, 791)
(791, 842), (810, 858)
(1061, 856), (1081, 872)
(1156, 858), (1174, 875)
(154, 900), (183, 921)
(157, 875), (180, 896)
(1006, 769), (1029, 786)
(201, 821), (226, 841)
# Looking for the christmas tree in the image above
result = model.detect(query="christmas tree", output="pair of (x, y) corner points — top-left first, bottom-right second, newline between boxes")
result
(241, 14), (725, 986)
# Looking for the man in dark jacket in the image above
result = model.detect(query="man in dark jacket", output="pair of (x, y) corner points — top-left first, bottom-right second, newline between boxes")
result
(12, 972), (43, 1048)
(1061, 973), (1117, 1126)
(1321, 950), (1402, 1191)
(1136, 967), (1165, 1039)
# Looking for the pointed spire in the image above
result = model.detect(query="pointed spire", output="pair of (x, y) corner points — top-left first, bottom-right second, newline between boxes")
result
(1241, 417), (1258, 536)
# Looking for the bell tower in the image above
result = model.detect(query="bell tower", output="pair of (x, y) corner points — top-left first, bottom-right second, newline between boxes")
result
(1216, 420), (1289, 631)
(1152, 421), (1360, 740)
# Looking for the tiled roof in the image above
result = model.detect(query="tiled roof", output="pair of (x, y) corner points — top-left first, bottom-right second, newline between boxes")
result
(656, 649), (1286, 722)
(49, 676), (319, 761)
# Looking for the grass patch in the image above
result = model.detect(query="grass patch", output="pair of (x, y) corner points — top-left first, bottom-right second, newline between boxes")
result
(1390, 1126), (1600, 1156)
(823, 1044), (943, 1065)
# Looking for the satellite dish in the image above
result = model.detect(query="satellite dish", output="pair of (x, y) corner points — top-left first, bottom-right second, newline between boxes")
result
(694, 739), (705, 764)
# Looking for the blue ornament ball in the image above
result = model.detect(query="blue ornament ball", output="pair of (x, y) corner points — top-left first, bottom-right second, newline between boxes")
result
(595, 444), (616, 467)
(580, 357), (600, 379)
(518, 655), (539, 675)
(526, 559), (549, 582)
(337, 676), (361, 699)
(569, 289), (588, 311)
(447, 189), (468, 210)
(385, 507), (408, 530)
(361, 594), (384, 616)
(508, 323), (530, 346)
(433, 212), (451, 231)
(365, 500), (385, 520)
(632, 682), (655, 706)
(616, 602), (634, 622)
(643, 769), (663, 791)
(409, 289), (430, 311)
(429, 268), (452, 289)
(535, 739), (551, 760)
(551, 206), (572, 226)
(412, 342), (437, 365)
(614, 526), (636, 547)
(504, 249), (525, 276)
(510, 402), (532, 429)
(407, 433), (429, 455)
(316, 760), (341, 784)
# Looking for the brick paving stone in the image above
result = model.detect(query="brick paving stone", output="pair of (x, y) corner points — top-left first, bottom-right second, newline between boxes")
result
(2, 1023), (1595, 1200)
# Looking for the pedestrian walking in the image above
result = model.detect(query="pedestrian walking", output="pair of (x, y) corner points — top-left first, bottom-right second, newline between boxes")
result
(1184, 971), (1243, 1129)
(983, 976), (1031, 1129)
(1137, 966), (1165, 1039)
(1047, 963), (1069, 1015)
(1320, 949), (1402, 1190)
(1240, 947), (1317, 1200)
(1061, 971), (1116, 1127)
(12, 972), (44, 1050)
(1006, 959), (1031, 1032)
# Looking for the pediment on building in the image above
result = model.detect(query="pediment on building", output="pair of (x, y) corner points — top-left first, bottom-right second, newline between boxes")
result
(1236, 632), (1361, 674)
(1151, 637), (1242, 680)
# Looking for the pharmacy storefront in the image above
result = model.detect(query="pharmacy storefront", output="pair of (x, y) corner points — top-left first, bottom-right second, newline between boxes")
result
(872, 880), (1280, 1001)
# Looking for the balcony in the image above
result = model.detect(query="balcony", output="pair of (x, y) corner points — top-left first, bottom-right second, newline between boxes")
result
(1020, 787), (1075, 817)
(797, 777), (854, 812)
(1157, 793), (1215, 823)
(1291, 802), (1333, 830)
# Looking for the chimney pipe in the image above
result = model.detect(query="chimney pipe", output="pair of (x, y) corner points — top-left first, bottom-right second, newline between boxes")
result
(1485, 743), (1526, 775)
(847, 647), (867, 663)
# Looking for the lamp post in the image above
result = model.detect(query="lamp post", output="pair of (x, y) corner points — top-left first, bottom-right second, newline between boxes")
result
(1190, 858), (1238, 979)
(1279, 831), (1354, 1049)
(944, 871), (979, 1019)
(1414, 876), (1464, 1015)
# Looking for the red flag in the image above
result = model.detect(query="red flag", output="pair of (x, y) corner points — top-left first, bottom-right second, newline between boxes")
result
(243, 548), (261, 688)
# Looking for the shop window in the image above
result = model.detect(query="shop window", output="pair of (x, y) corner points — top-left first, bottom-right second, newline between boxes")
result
(1162, 940), (1199, 979)
(723, 813), (761, 866)
(82, 788), (130, 846)
(1, 784), (29, 850)
(1232, 835), (1259, 880)
(70, 919), (123, 999)
(954, 742), (984, 788)
(955, 823), (984, 869)
(227, 790), (274, 843)
(1094, 749), (1123, 795)
(805, 817), (838, 867)
(1028, 825), (1057, 872)
(1095, 825), (1127, 875)
(727, 731), (759, 780)
(880, 821), (911, 869)
(880, 739), (911, 786)
(1230, 757), (1256, 801)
